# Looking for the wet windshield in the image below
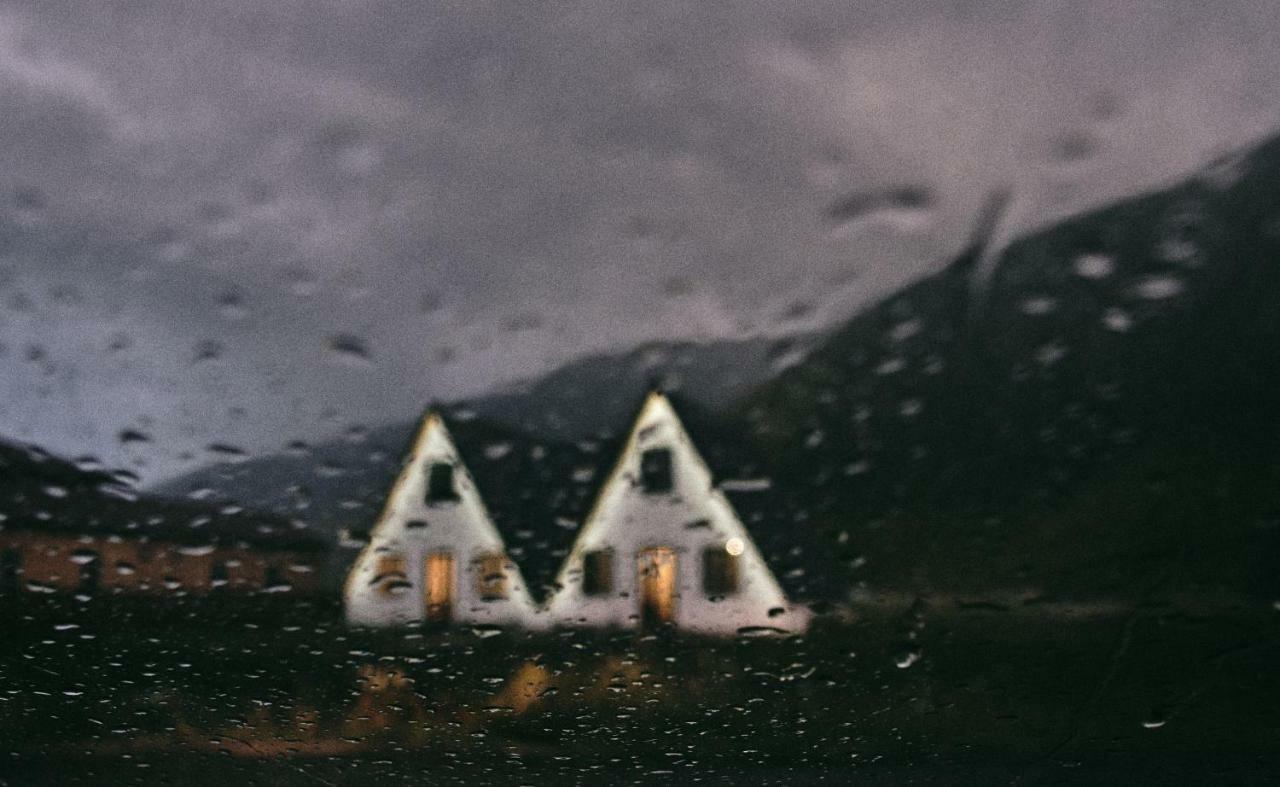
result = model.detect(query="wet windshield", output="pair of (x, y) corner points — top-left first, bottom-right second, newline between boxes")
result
(2, 2), (1279, 781)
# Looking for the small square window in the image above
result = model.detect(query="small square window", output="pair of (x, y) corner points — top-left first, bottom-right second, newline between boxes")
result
(582, 549), (614, 596)
(425, 462), (460, 504)
(474, 553), (509, 601)
(373, 553), (408, 597)
(210, 561), (230, 586)
(640, 448), (673, 494)
(702, 547), (739, 597)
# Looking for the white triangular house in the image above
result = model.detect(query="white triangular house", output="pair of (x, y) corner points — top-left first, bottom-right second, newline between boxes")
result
(344, 412), (540, 628)
(544, 392), (808, 635)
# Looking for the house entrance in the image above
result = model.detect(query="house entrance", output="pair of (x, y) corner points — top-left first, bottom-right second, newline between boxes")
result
(423, 552), (454, 624)
(637, 547), (677, 626)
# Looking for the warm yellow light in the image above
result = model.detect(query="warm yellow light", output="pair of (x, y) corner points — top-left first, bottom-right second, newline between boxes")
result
(725, 538), (744, 556)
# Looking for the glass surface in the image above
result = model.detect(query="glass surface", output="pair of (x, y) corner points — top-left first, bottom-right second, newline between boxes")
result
(2, 1), (1280, 781)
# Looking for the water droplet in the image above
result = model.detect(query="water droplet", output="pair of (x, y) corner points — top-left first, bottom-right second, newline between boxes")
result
(895, 648), (922, 669)
(217, 290), (250, 320)
(1102, 307), (1133, 332)
(483, 443), (513, 460)
(660, 276), (695, 296)
(1045, 130), (1099, 164)
(1019, 296), (1058, 316)
(825, 185), (934, 234)
(326, 334), (372, 364)
(1073, 253), (1115, 280)
(205, 443), (247, 459)
(13, 186), (47, 225)
(118, 429), (152, 445)
(1036, 343), (1068, 366)
(501, 312), (544, 332)
(889, 319), (922, 342)
(875, 357), (905, 376)
(1156, 209), (1205, 267)
(194, 339), (223, 362)
(1134, 275), (1184, 300)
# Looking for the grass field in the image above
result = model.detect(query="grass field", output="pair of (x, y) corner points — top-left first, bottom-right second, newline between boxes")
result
(1, 592), (1276, 783)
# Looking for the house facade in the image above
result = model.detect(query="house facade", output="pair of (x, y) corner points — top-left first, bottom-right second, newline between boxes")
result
(543, 392), (808, 635)
(344, 413), (540, 628)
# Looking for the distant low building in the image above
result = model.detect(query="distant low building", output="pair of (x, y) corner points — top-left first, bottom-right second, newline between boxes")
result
(0, 441), (326, 597)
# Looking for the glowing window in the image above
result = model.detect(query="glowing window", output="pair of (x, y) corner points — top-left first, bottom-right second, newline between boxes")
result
(475, 553), (509, 601)
(374, 553), (408, 597)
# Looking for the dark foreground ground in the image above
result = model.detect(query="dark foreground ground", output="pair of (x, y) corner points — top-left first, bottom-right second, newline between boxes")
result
(0, 594), (1277, 784)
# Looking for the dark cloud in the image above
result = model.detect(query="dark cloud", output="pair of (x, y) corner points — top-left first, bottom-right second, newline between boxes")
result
(0, 0), (1278, 482)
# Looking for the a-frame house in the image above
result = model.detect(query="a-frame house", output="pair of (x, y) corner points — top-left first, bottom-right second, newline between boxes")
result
(543, 392), (807, 635)
(344, 412), (540, 628)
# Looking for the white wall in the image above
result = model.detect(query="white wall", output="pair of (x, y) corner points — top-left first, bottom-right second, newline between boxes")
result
(344, 414), (541, 629)
(544, 393), (808, 635)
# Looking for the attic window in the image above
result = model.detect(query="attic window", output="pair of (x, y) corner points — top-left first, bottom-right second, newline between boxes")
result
(581, 549), (613, 596)
(425, 462), (460, 504)
(640, 448), (673, 494)
(703, 546), (740, 597)
(475, 553), (509, 601)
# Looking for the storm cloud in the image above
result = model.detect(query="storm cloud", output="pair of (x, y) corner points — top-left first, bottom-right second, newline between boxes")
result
(1, 0), (1278, 482)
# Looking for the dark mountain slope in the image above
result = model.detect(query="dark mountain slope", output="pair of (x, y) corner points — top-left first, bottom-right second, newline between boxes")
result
(735, 133), (1280, 600)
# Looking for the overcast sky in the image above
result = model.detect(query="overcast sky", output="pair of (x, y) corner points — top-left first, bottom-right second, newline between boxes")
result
(1, 0), (1279, 484)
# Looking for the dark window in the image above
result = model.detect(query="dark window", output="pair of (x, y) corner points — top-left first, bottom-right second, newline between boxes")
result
(426, 462), (460, 504)
(264, 564), (288, 590)
(702, 547), (739, 597)
(77, 551), (101, 594)
(582, 549), (614, 596)
(0, 549), (21, 594)
(210, 561), (229, 586)
(640, 448), (673, 494)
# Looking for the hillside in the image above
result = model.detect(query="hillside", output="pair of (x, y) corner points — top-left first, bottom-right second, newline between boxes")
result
(737, 132), (1280, 600)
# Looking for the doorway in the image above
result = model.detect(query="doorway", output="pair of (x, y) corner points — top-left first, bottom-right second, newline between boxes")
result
(423, 552), (454, 624)
(637, 547), (677, 626)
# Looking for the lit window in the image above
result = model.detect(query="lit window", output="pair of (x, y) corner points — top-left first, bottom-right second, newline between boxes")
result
(425, 462), (460, 504)
(474, 553), (509, 601)
(703, 546), (739, 597)
(374, 554), (408, 597)
(640, 448), (673, 494)
(582, 549), (613, 596)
